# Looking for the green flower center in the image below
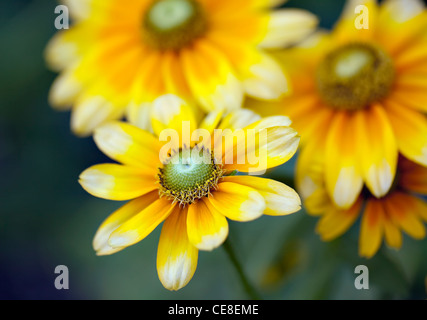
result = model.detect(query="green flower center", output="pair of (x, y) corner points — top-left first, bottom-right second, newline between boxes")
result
(158, 147), (224, 206)
(316, 43), (395, 110)
(143, 0), (208, 51)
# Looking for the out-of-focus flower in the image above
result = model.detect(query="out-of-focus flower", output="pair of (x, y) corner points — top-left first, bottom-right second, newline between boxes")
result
(248, 0), (427, 209)
(45, 0), (317, 136)
(78, 94), (301, 290)
(298, 144), (427, 258)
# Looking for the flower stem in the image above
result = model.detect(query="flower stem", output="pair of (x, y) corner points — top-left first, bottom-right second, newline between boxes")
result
(223, 237), (262, 300)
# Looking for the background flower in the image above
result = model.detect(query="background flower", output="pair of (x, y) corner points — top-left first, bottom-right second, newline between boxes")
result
(2, 0), (427, 299)
(248, 0), (427, 210)
(297, 144), (427, 258)
(45, 0), (318, 136)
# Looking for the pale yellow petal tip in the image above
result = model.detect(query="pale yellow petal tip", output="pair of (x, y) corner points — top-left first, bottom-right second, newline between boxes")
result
(359, 248), (377, 259)
(158, 254), (196, 291)
(330, 168), (363, 210)
(108, 231), (140, 249)
(195, 227), (229, 252)
(366, 164), (395, 198)
(93, 226), (120, 256)
(78, 167), (115, 199)
(240, 191), (266, 221)
(152, 94), (188, 117)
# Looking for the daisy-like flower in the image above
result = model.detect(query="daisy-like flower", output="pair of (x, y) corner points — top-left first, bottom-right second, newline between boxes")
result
(297, 143), (427, 258)
(79, 95), (301, 290)
(45, 0), (317, 136)
(247, 0), (427, 210)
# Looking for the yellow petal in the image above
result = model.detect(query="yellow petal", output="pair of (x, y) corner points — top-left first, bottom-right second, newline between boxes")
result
(242, 51), (289, 100)
(384, 99), (427, 166)
(354, 104), (398, 198)
(221, 118), (300, 174)
(151, 94), (198, 149)
(108, 198), (175, 249)
(197, 110), (224, 141)
(48, 69), (81, 110)
(126, 102), (153, 132)
(61, 0), (92, 21)
(71, 95), (124, 137)
(208, 182), (266, 221)
(222, 176), (301, 216)
(187, 199), (229, 251)
(316, 196), (362, 241)
(93, 191), (159, 256)
(325, 111), (364, 209)
(359, 198), (385, 258)
(79, 164), (157, 201)
(181, 40), (244, 112)
(377, 0), (427, 55)
(94, 121), (162, 169)
(44, 30), (80, 72)
(383, 192), (426, 239)
(259, 9), (318, 48)
(217, 109), (261, 130)
(157, 206), (198, 291)
(399, 157), (427, 195)
(333, 0), (379, 44)
(383, 217), (402, 250)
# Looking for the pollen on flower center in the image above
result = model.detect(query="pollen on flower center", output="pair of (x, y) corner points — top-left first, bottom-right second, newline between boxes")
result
(143, 0), (208, 51)
(316, 43), (395, 110)
(158, 146), (224, 206)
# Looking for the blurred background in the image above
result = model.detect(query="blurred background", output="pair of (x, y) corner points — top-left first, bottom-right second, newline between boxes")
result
(1, 0), (426, 300)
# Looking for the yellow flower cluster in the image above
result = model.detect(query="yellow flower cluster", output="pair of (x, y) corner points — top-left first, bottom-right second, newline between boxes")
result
(46, 0), (427, 291)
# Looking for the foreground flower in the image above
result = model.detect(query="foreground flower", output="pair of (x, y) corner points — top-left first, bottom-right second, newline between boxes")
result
(79, 95), (301, 290)
(248, 0), (427, 209)
(298, 144), (427, 258)
(45, 0), (317, 136)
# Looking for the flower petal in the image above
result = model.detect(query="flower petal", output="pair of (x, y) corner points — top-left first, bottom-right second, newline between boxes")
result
(126, 102), (153, 131)
(399, 157), (427, 194)
(220, 119), (300, 174)
(150, 94), (198, 145)
(359, 198), (385, 258)
(94, 121), (162, 169)
(108, 198), (176, 249)
(187, 199), (229, 251)
(333, 0), (379, 44)
(71, 95), (125, 137)
(383, 216), (402, 250)
(354, 104), (398, 198)
(181, 40), (244, 112)
(383, 192), (426, 240)
(208, 182), (266, 221)
(325, 111), (364, 209)
(316, 196), (363, 241)
(259, 9), (318, 48)
(79, 164), (157, 201)
(222, 176), (301, 216)
(157, 206), (198, 291)
(377, 0), (427, 55)
(242, 51), (289, 100)
(217, 109), (262, 130)
(93, 191), (159, 256)
(48, 69), (81, 110)
(384, 99), (427, 166)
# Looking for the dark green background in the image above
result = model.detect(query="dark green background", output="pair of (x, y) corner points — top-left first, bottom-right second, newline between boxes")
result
(1, 0), (426, 300)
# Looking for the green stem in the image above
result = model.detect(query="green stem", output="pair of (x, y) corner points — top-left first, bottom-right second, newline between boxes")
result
(223, 238), (262, 300)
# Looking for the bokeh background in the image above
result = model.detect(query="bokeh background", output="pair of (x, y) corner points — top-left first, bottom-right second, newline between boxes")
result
(1, 0), (427, 300)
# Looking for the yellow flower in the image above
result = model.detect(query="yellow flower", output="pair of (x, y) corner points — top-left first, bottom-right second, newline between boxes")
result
(79, 94), (301, 290)
(248, 0), (427, 209)
(45, 0), (317, 136)
(298, 144), (427, 258)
